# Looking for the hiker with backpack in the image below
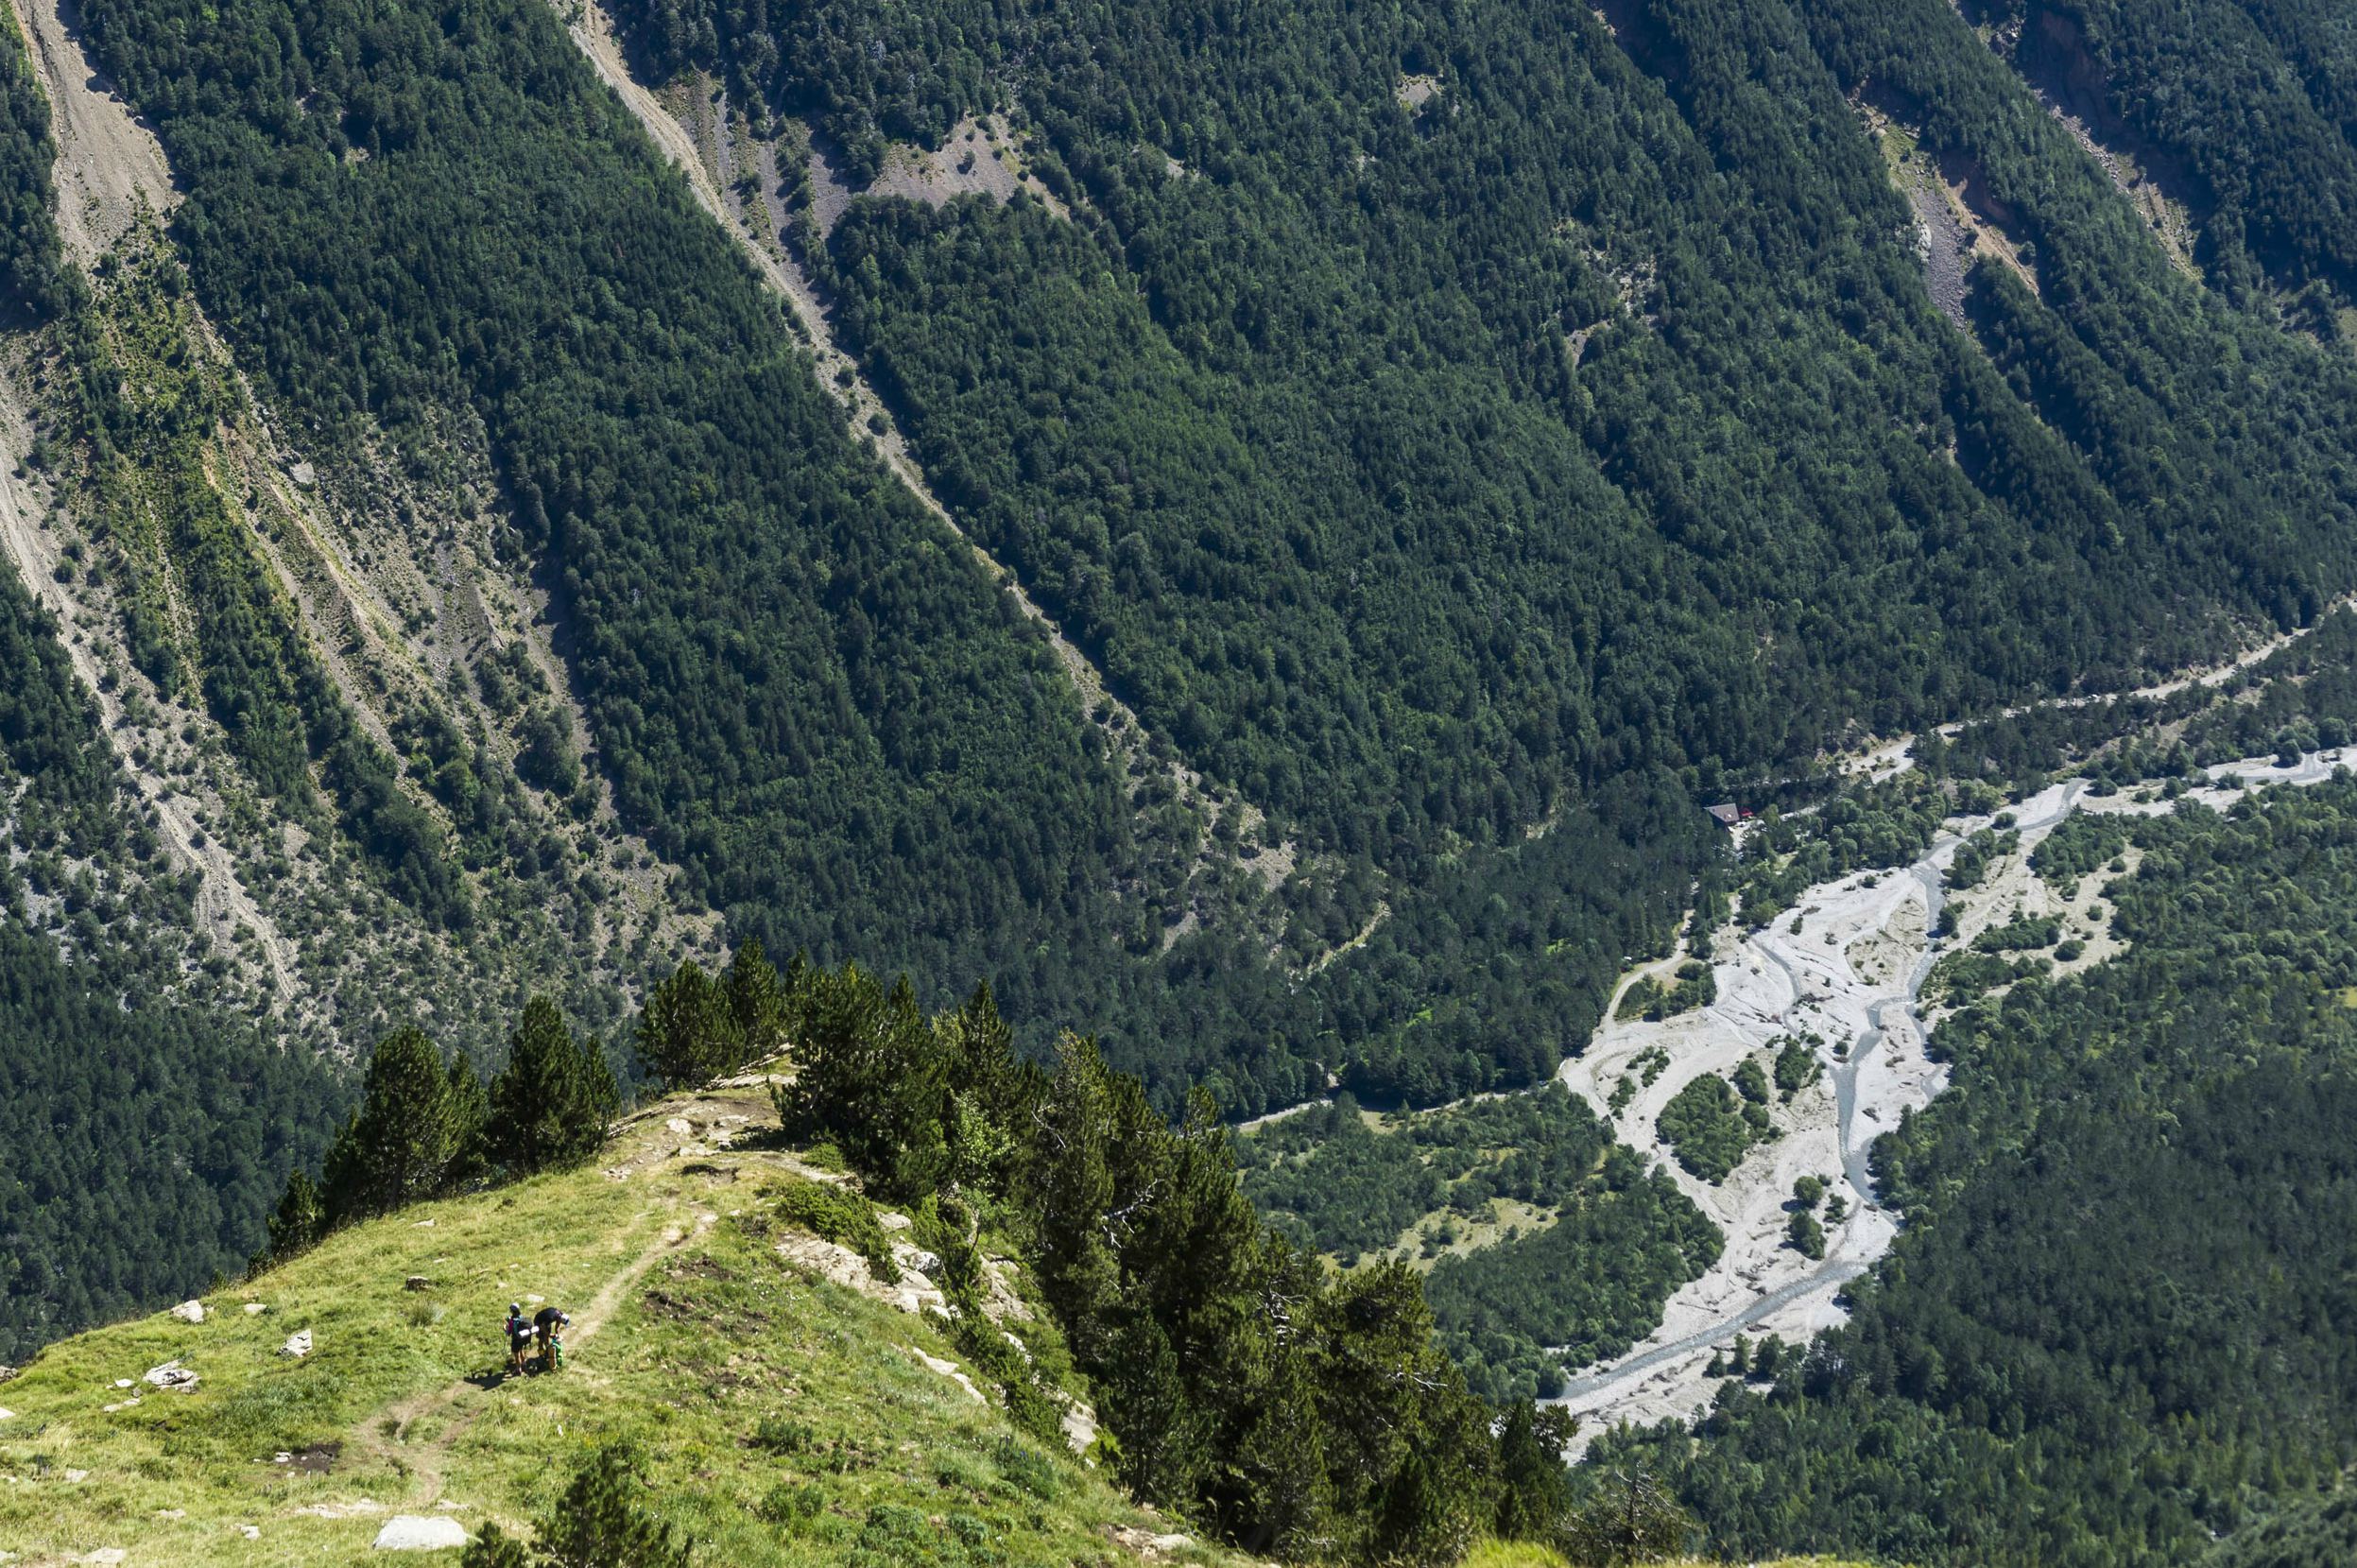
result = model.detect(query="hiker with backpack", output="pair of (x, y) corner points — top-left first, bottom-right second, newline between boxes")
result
(505, 1303), (532, 1376)
(533, 1305), (570, 1372)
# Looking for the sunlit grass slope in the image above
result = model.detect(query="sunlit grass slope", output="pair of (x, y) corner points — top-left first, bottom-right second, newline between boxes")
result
(1461, 1545), (1871, 1568)
(0, 1085), (1235, 1565)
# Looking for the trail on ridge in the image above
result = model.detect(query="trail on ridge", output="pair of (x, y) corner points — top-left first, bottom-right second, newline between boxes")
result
(341, 1209), (716, 1509)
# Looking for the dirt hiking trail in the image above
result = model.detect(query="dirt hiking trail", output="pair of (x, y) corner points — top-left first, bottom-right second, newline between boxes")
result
(342, 1209), (715, 1509)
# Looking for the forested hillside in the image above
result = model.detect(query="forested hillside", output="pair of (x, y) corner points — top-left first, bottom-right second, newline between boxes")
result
(15, 0), (2357, 1456)
(0, 435), (341, 1356)
(1968, 0), (2357, 298)
(604, 0), (2357, 1097)
(1600, 779), (2357, 1565)
(55, 0), (2357, 1129)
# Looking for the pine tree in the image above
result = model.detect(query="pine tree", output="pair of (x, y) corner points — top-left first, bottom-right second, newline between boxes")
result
(1229, 1336), (1336, 1558)
(457, 1525), (533, 1568)
(1561, 1467), (1692, 1566)
(444, 1052), (490, 1191)
(779, 965), (947, 1199)
(936, 982), (1043, 1200)
(1102, 1308), (1213, 1508)
(1494, 1401), (1577, 1542)
(1787, 1207), (1826, 1260)
(529, 1442), (693, 1568)
(262, 1168), (324, 1262)
(720, 939), (786, 1065)
(634, 960), (735, 1090)
(490, 996), (619, 1176)
(319, 1026), (478, 1223)
(1027, 1034), (1128, 1369)
(459, 1442), (691, 1568)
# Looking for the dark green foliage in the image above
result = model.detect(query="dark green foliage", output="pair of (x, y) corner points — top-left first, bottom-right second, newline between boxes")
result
(65, 246), (472, 929)
(2203, 1490), (2357, 1568)
(773, 964), (950, 1201)
(634, 960), (733, 1092)
(745, 958), (1505, 1562)
(47, 0), (2357, 1146)
(1785, 1208), (1825, 1260)
(264, 1169), (326, 1263)
(1616, 960), (1715, 1023)
(1606, 778), (2357, 1565)
(1771, 1038), (1820, 1100)
(1656, 1075), (1774, 1183)
(462, 1441), (693, 1568)
(1925, 946), (2042, 1005)
(318, 1026), (487, 1224)
(1422, 1146), (1723, 1402)
(770, 1181), (898, 1283)
(1737, 778), (1951, 929)
(457, 1526), (533, 1568)
(2175, 609), (2357, 765)
(1314, 778), (1712, 1109)
(0, 919), (340, 1358)
(1971, 914), (2059, 952)
(1238, 1085), (1718, 1400)
(1559, 1467), (1695, 1566)
(1990, 0), (2357, 293)
(1943, 826), (2016, 892)
(2032, 812), (2130, 890)
(68, 0), (1139, 1074)
(0, 0), (69, 317)
(635, 942), (791, 1093)
(0, 543), (343, 1357)
(584, 0), (2357, 1115)
(488, 996), (620, 1177)
(1493, 1401), (1579, 1544)
(1236, 1085), (1610, 1257)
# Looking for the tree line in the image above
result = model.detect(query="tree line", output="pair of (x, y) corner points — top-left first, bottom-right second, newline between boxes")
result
(260, 993), (617, 1264)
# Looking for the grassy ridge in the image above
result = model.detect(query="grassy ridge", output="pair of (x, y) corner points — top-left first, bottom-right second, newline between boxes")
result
(0, 1086), (1230, 1565)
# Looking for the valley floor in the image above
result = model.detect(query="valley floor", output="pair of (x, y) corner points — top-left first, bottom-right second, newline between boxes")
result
(1549, 746), (2356, 1448)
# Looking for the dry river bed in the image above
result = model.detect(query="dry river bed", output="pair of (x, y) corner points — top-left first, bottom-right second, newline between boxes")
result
(1545, 747), (2350, 1450)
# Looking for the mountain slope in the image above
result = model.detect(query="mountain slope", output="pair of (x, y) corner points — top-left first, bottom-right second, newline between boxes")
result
(0, 1080), (1243, 1566)
(19, 0), (2357, 1126)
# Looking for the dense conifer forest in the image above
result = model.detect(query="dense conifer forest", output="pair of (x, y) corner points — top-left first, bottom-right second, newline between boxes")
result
(0, 542), (341, 1359)
(46, 0), (2357, 1131)
(1236, 1088), (1721, 1400)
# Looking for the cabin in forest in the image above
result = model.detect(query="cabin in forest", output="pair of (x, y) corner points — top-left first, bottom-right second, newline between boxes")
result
(1704, 802), (1744, 830)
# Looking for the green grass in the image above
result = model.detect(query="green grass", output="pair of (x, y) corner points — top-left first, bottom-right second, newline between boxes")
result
(1459, 1548), (1872, 1568)
(0, 1090), (1236, 1565)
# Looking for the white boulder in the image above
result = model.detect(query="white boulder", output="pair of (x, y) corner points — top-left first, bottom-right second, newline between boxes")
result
(372, 1516), (469, 1551)
(142, 1361), (199, 1392)
(280, 1330), (312, 1358)
(169, 1300), (205, 1323)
